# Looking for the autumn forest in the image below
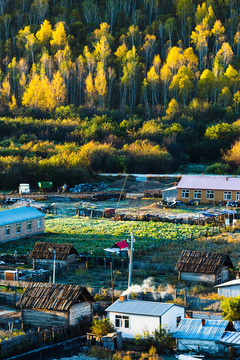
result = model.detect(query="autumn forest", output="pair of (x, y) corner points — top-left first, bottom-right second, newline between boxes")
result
(0, 0), (240, 187)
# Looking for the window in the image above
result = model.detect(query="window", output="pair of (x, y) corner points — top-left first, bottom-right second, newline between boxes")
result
(37, 218), (42, 228)
(206, 190), (215, 199)
(115, 315), (129, 328)
(27, 220), (32, 232)
(16, 223), (21, 234)
(224, 191), (232, 200)
(176, 316), (181, 327)
(194, 190), (202, 199)
(5, 225), (10, 236)
(182, 189), (190, 198)
(237, 192), (240, 201)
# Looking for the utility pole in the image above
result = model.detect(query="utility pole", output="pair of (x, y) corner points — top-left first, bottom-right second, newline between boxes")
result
(127, 232), (134, 300)
(49, 248), (56, 284)
(110, 261), (114, 304)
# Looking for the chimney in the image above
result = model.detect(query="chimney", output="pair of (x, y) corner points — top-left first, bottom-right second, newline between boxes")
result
(119, 295), (126, 302)
(236, 273), (239, 280)
(202, 319), (206, 327)
(226, 177), (229, 181)
(26, 202), (30, 207)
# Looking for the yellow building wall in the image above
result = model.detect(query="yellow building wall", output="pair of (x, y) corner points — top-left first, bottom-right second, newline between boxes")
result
(177, 189), (239, 204)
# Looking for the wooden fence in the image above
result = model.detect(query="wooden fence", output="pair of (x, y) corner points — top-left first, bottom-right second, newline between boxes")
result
(0, 324), (83, 359)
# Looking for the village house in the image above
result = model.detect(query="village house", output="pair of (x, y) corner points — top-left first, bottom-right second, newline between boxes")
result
(177, 175), (240, 204)
(17, 282), (94, 329)
(0, 206), (45, 242)
(215, 278), (240, 298)
(106, 297), (185, 338)
(175, 250), (233, 284)
(174, 318), (235, 354)
(31, 242), (79, 269)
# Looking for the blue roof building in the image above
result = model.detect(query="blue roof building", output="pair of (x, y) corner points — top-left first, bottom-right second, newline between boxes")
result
(0, 206), (45, 242)
(174, 318), (235, 354)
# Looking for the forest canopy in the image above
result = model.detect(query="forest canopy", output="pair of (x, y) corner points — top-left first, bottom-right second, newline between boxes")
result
(0, 0), (240, 184)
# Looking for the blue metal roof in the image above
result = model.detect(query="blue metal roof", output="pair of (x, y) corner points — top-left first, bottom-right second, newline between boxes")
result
(173, 319), (229, 341)
(219, 331), (240, 346)
(106, 300), (181, 316)
(0, 206), (45, 226)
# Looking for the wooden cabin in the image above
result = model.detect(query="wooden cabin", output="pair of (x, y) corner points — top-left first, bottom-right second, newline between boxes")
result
(31, 242), (79, 269)
(17, 282), (94, 329)
(175, 250), (233, 284)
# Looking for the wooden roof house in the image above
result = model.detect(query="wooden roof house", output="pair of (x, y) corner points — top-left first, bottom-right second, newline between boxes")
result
(31, 242), (79, 268)
(175, 250), (233, 284)
(17, 282), (94, 329)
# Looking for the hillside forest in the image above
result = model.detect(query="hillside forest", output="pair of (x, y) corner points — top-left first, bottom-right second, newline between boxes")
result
(1, 0), (240, 187)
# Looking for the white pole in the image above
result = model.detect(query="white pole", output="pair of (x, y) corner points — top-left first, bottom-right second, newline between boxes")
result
(53, 250), (56, 284)
(127, 232), (134, 299)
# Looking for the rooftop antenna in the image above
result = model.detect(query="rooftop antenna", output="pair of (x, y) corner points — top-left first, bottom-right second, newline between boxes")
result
(127, 232), (135, 300)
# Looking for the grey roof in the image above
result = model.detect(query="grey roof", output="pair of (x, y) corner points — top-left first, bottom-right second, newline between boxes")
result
(173, 319), (229, 341)
(215, 279), (240, 288)
(106, 300), (181, 317)
(219, 331), (240, 346)
(177, 175), (240, 191)
(162, 186), (177, 192)
(0, 206), (45, 226)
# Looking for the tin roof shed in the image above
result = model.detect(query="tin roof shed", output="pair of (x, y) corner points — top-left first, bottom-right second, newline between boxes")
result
(174, 319), (233, 341)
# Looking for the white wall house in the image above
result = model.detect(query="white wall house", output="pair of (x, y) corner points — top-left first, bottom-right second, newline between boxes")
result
(106, 299), (185, 339)
(174, 319), (235, 354)
(215, 279), (240, 298)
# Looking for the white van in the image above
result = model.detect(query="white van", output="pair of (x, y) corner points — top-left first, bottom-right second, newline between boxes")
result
(19, 184), (30, 194)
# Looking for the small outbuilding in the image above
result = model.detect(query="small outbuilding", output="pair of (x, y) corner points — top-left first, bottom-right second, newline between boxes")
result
(162, 186), (177, 201)
(106, 297), (185, 338)
(175, 250), (233, 284)
(174, 318), (235, 354)
(104, 241), (129, 256)
(215, 278), (240, 298)
(0, 206), (45, 242)
(18, 282), (94, 329)
(31, 242), (79, 269)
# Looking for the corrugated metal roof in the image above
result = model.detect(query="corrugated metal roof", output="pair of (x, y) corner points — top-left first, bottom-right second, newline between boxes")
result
(215, 279), (240, 288)
(0, 206), (45, 226)
(219, 331), (240, 345)
(106, 300), (179, 316)
(162, 186), (177, 192)
(174, 319), (229, 341)
(177, 175), (240, 191)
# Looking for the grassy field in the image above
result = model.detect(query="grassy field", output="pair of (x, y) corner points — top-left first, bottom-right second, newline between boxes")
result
(0, 215), (210, 255)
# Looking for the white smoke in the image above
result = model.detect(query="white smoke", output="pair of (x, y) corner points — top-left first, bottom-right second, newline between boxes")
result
(121, 277), (155, 296)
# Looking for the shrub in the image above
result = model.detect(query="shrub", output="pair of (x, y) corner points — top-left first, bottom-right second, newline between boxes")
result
(134, 326), (174, 353)
(90, 318), (115, 336)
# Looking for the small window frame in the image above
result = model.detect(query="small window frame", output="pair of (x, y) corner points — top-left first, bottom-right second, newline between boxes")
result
(182, 189), (190, 198)
(16, 223), (21, 235)
(206, 190), (215, 200)
(5, 225), (10, 237)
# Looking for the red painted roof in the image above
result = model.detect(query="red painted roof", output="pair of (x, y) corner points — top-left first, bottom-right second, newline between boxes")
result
(113, 240), (129, 249)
